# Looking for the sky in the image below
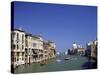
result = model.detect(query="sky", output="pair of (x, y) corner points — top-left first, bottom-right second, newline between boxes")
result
(12, 1), (97, 53)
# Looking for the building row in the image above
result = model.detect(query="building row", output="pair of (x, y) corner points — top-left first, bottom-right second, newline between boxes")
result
(85, 39), (97, 60)
(11, 28), (56, 68)
(67, 42), (85, 55)
(67, 39), (97, 59)
(85, 39), (97, 68)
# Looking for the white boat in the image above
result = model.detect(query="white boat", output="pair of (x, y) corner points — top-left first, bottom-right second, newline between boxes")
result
(64, 57), (70, 60)
(56, 59), (61, 62)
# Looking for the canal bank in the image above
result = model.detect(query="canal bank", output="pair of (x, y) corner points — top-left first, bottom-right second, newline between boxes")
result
(14, 55), (95, 74)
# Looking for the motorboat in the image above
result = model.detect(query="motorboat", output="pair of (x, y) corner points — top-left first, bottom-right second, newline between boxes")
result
(56, 59), (61, 62)
(64, 57), (70, 60)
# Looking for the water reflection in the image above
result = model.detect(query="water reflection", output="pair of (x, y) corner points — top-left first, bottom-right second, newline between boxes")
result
(14, 55), (94, 74)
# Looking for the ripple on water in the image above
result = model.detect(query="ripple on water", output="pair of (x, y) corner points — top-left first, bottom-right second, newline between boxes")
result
(14, 55), (90, 74)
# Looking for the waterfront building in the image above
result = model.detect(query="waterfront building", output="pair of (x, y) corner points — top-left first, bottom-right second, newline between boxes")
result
(32, 35), (44, 62)
(72, 42), (78, 54)
(11, 28), (56, 68)
(11, 28), (25, 68)
(77, 48), (85, 55)
(25, 34), (44, 63)
(91, 40), (97, 59)
(25, 33), (33, 64)
(68, 43), (85, 55)
(86, 39), (97, 59)
(85, 39), (97, 68)
(47, 41), (56, 58)
(72, 42), (78, 49)
(77, 44), (85, 55)
(43, 41), (56, 60)
(43, 41), (50, 60)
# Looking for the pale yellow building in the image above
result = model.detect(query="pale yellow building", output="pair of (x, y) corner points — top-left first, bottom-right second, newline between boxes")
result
(11, 28), (25, 68)
(11, 28), (56, 68)
(32, 35), (44, 62)
(43, 41), (56, 60)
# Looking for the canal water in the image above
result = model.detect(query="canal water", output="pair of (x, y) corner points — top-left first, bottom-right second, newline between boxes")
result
(14, 55), (92, 74)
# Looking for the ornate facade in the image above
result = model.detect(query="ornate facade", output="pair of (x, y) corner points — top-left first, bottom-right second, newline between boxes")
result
(11, 28), (56, 68)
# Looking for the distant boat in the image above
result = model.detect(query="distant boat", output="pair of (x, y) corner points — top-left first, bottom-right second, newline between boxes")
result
(64, 57), (70, 60)
(56, 59), (61, 62)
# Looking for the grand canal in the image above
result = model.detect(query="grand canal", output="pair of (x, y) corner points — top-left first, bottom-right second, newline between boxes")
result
(14, 55), (93, 74)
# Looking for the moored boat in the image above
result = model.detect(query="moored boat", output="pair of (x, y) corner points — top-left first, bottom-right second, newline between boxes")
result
(40, 60), (47, 66)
